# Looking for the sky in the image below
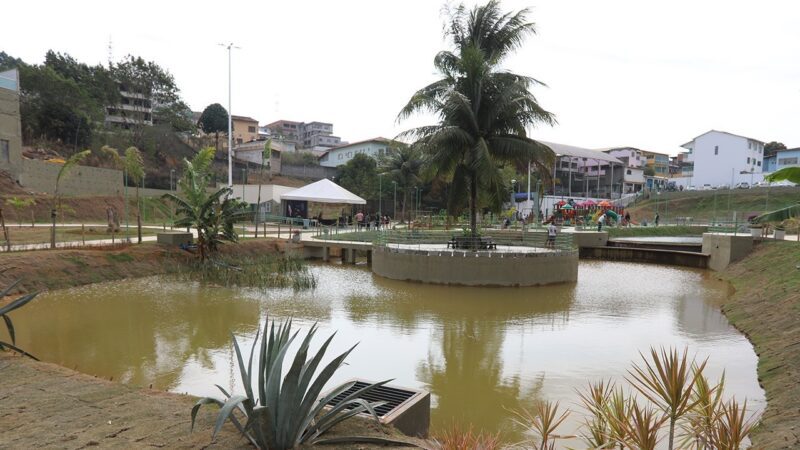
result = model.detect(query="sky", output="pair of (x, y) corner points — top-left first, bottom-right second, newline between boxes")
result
(3, 0), (799, 155)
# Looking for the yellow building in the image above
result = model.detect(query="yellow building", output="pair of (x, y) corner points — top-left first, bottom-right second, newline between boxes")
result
(232, 115), (259, 145)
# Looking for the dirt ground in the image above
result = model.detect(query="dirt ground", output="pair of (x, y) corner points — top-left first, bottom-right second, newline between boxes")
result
(720, 241), (800, 449)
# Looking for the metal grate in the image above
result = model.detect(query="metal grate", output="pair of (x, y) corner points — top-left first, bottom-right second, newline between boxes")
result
(326, 381), (416, 418)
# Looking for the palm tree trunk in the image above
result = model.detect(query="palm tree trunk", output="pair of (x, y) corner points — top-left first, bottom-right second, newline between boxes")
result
(401, 190), (407, 224)
(136, 185), (142, 244)
(470, 172), (478, 238)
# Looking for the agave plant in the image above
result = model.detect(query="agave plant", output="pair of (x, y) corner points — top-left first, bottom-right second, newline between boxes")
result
(191, 316), (411, 449)
(0, 279), (39, 359)
(627, 347), (706, 450)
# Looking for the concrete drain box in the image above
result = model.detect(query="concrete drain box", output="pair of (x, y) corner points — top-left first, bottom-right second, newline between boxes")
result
(325, 379), (430, 438)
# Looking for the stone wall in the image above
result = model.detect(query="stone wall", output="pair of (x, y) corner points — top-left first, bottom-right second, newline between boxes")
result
(372, 246), (578, 286)
(280, 164), (336, 180)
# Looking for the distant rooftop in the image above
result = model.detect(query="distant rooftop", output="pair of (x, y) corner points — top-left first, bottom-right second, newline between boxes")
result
(540, 141), (623, 164)
(681, 130), (765, 148)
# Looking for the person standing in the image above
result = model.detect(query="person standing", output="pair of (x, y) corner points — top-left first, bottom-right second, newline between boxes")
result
(355, 210), (364, 230)
(597, 213), (606, 232)
(654, 212), (660, 227)
(547, 222), (557, 248)
(624, 211), (631, 228)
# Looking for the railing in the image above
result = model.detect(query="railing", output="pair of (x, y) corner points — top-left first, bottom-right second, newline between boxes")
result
(373, 229), (575, 253)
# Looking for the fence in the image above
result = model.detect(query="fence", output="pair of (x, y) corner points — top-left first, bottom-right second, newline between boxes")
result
(371, 229), (575, 253)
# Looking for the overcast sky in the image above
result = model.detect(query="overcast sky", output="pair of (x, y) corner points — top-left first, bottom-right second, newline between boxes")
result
(3, 0), (799, 154)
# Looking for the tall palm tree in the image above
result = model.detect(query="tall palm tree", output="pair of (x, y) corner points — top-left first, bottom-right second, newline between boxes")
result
(398, 0), (556, 237)
(381, 145), (423, 223)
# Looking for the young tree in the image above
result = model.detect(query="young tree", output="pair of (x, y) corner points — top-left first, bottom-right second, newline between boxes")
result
(5, 197), (35, 228)
(398, 1), (556, 237)
(255, 139), (272, 236)
(51, 150), (91, 248)
(100, 145), (145, 242)
(198, 103), (229, 152)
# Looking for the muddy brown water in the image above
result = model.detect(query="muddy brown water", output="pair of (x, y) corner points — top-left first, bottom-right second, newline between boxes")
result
(10, 261), (764, 446)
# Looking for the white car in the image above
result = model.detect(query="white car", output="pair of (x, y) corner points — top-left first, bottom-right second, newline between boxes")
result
(734, 182), (750, 189)
(686, 185), (697, 191)
(702, 184), (714, 190)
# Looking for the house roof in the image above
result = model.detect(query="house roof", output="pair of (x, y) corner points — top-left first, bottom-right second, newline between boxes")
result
(539, 141), (623, 164)
(316, 137), (395, 159)
(231, 115), (258, 123)
(680, 130), (765, 148)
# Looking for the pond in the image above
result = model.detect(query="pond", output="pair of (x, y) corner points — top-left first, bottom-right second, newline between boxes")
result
(11, 261), (764, 445)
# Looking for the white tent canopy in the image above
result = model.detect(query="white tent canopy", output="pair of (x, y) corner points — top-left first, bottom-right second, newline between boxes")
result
(280, 179), (366, 204)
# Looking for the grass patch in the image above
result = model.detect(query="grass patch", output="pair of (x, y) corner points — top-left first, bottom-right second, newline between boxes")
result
(173, 254), (317, 291)
(607, 225), (708, 238)
(105, 253), (134, 263)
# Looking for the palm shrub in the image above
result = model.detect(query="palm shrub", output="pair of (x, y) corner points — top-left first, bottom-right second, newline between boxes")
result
(0, 279), (39, 359)
(509, 400), (571, 450)
(191, 317), (410, 449)
(398, 0), (556, 238)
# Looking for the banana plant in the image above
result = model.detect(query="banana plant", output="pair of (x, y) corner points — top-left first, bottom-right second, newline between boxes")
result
(191, 316), (414, 449)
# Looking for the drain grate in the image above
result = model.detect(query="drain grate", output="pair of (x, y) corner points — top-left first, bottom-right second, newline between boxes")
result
(326, 381), (416, 418)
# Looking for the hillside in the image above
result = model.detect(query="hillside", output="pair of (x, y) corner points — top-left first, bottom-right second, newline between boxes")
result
(626, 187), (800, 224)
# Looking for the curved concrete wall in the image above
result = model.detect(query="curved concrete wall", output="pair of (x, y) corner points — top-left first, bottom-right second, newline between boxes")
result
(372, 247), (578, 287)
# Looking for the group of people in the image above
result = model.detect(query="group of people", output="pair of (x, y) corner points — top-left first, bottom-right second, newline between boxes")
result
(354, 211), (390, 230)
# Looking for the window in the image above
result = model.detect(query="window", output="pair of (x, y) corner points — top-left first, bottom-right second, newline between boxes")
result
(779, 157), (798, 165)
(264, 202), (272, 213)
(747, 157), (750, 164)
(757, 161), (761, 167)
(748, 142), (752, 149)
(0, 139), (8, 162)
(626, 169), (632, 175)
(714, 145), (719, 155)
(338, 154), (344, 160)
(248, 126), (256, 133)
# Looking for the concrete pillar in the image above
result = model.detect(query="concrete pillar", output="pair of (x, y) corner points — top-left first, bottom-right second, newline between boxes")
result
(323, 246), (329, 262)
(346, 248), (357, 264)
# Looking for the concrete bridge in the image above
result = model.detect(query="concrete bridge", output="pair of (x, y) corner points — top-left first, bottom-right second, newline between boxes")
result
(301, 239), (374, 264)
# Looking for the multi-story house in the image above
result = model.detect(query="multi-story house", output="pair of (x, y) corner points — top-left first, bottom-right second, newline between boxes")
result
(680, 130), (764, 186)
(318, 138), (397, 168)
(231, 115), (259, 145)
(639, 150), (670, 177)
(601, 147), (646, 193)
(265, 119), (344, 151)
(106, 88), (152, 128)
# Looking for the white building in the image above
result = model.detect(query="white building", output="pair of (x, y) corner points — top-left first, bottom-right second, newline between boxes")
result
(681, 130), (765, 187)
(318, 138), (396, 168)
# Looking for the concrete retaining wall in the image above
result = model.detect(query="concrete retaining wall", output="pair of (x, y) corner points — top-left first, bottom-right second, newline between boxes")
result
(579, 246), (709, 268)
(701, 233), (753, 271)
(573, 231), (608, 248)
(372, 247), (578, 286)
(19, 159), (124, 196)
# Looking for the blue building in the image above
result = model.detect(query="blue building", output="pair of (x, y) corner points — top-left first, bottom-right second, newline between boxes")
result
(764, 147), (800, 173)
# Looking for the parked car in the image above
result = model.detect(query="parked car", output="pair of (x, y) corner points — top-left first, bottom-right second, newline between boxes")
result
(717, 184), (730, 190)
(686, 185), (697, 191)
(702, 184), (714, 190)
(753, 181), (770, 188)
(735, 182), (750, 189)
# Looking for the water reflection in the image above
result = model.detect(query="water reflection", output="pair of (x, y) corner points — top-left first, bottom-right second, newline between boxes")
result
(10, 262), (764, 445)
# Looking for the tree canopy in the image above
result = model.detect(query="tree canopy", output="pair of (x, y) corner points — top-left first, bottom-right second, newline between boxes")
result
(337, 154), (380, 201)
(198, 103), (229, 136)
(398, 0), (555, 235)
(764, 141), (787, 157)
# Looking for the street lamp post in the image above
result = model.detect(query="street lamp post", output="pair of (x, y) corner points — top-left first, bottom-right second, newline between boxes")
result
(219, 42), (239, 188)
(170, 169), (175, 191)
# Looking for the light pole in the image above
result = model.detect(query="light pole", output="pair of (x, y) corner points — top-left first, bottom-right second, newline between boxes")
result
(219, 42), (239, 188)
(378, 173), (383, 220)
(392, 181), (397, 220)
(170, 169), (175, 191)
(241, 168), (246, 199)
